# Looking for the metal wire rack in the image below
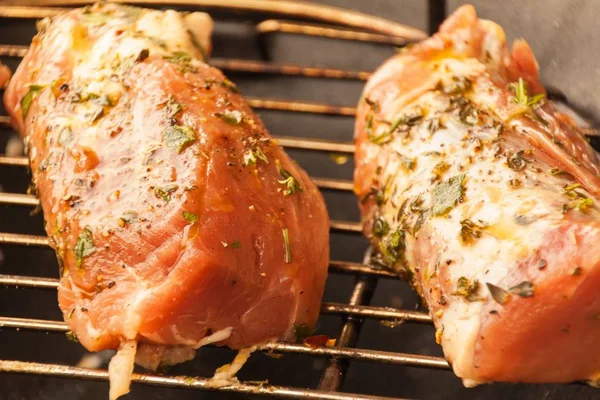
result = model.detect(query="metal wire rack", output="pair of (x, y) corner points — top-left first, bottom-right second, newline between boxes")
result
(1, 1), (597, 399)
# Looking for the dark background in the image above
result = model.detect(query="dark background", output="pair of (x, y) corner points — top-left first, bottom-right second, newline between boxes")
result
(1, 1), (600, 399)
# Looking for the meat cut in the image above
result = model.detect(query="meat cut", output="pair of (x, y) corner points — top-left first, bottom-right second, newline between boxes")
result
(4, 3), (329, 398)
(355, 5), (600, 385)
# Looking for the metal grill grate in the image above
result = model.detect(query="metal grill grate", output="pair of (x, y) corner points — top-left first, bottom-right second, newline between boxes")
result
(2, 1), (594, 399)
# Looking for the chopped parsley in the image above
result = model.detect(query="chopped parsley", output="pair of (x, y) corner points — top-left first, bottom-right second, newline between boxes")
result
(74, 228), (95, 268)
(162, 125), (196, 153)
(431, 174), (466, 216)
(452, 277), (481, 301)
(510, 78), (545, 108)
(216, 110), (243, 125)
(21, 85), (46, 118)
(231, 240), (241, 248)
(182, 211), (198, 224)
(282, 228), (292, 263)
(276, 160), (302, 196)
(154, 184), (178, 202)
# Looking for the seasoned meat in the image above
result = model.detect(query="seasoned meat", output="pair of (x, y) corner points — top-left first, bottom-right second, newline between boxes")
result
(4, 3), (329, 398)
(355, 5), (600, 385)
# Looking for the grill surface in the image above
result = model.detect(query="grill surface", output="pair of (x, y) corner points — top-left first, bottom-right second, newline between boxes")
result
(1, 1), (600, 400)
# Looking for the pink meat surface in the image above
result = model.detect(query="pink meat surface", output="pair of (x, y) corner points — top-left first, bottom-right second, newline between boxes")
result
(5, 2), (328, 364)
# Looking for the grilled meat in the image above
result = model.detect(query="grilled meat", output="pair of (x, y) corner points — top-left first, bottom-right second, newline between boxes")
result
(355, 5), (600, 385)
(4, 3), (329, 398)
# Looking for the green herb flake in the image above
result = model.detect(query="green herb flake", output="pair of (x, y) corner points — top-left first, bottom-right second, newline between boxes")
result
(378, 227), (406, 265)
(182, 211), (198, 224)
(486, 282), (510, 305)
(282, 228), (292, 263)
(162, 125), (196, 153)
(509, 281), (535, 298)
(510, 77), (545, 108)
(572, 267), (582, 276)
(372, 215), (390, 237)
(154, 184), (179, 202)
(243, 147), (269, 167)
(165, 96), (182, 119)
(459, 219), (487, 244)
(163, 51), (196, 73)
(549, 168), (574, 179)
(74, 228), (95, 269)
(221, 78), (239, 93)
(276, 160), (302, 196)
(432, 174), (466, 217)
(452, 277), (481, 301)
(65, 330), (79, 343)
(216, 110), (243, 125)
(20, 85), (46, 118)
(231, 240), (241, 249)
(293, 323), (313, 342)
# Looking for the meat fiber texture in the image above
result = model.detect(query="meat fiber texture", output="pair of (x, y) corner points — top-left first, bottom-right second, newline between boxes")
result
(4, 3), (329, 398)
(355, 5), (600, 386)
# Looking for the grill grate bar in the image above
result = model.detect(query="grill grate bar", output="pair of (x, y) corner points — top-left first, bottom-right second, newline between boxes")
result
(0, 360), (401, 400)
(0, 45), (370, 81)
(0, 2), (428, 41)
(0, 232), (49, 246)
(0, 317), (447, 369)
(319, 275), (378, 391)
(0, 274), (430, 323)
(256, 20), (409, 46)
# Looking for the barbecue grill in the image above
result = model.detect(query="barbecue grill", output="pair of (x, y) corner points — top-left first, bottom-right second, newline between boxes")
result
(1, 1), (600, 399)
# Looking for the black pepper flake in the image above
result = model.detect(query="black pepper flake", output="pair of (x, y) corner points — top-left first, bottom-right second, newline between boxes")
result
(572, 267), (582, 276)
(507, 151), (527, 171)
(107, 281), (116, 289)
(135, 48), (150, 63)
(538, 259), (547, 270)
